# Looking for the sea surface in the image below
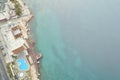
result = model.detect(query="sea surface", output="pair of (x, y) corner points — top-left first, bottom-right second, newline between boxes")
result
(24, 0), (120, 80)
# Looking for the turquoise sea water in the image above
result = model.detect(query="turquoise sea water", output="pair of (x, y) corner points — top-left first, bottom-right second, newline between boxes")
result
(25, 0), (120, 80)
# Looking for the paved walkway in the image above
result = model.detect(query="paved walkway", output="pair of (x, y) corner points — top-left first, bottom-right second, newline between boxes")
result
(0, 52), (10, 80)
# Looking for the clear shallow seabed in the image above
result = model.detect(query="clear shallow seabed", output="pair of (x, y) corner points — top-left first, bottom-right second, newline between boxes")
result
(25, 0), (120, 80)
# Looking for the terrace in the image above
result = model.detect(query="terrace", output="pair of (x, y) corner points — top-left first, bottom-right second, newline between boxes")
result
(7, 50), (31, 80)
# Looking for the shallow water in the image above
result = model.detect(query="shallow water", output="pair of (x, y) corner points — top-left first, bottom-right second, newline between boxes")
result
(24, 0), (120, 80)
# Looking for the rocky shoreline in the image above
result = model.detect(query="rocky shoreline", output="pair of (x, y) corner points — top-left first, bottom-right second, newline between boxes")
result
(0, 0), (42, 80)
(20, 0), (42, 79)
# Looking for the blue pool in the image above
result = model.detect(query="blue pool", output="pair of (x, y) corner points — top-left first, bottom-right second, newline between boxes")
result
(17, 58), (29, 71)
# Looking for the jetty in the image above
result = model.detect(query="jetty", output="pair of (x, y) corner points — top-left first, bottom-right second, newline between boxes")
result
(27, 39), (42, 79)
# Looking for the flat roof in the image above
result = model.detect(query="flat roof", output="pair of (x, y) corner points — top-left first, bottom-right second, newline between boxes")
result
(12, 46), (25, 54)
(0, 13), (6, 20)
(12, 25), (22, 38)
(0, 0), (7, 11)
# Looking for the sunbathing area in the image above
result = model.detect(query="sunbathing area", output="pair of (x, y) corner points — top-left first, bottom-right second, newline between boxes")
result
(17, 58), (29, 71)
(8, 50), (31, 80)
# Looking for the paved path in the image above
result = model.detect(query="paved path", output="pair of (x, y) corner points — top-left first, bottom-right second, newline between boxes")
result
(0, 58), (9, 80)
(0, 52), (10, 80)
(0, 59), (9, 80)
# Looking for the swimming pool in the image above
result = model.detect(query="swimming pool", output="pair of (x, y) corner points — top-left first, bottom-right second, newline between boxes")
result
(17, 58), (29, 71)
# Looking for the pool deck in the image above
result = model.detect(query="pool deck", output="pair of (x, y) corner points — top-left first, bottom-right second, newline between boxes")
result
(17, 58), (29, 71)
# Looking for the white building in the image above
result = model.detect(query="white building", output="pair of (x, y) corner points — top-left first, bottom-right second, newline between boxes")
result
(0, 21), (29, 62)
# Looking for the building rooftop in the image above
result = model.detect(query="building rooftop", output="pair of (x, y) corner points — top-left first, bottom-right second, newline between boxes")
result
(0, 13), (6, 20)
(0, 23), (29, 55)
(12, 46), (25, 54)
(0, 11), (10, 21)
(0, 0), (7, 12)
(12, 25), (22, 39)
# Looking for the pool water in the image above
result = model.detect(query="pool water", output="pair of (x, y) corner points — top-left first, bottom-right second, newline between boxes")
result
(17, 58), (29, 71)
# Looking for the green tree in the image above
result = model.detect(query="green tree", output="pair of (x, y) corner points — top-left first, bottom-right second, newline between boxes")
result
(10, 0), (22, 16)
